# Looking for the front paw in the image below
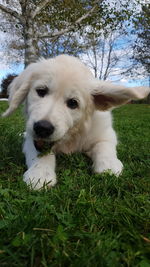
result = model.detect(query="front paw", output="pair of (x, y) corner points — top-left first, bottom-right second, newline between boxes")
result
(23, 163), (57, 190)
(93, 157), (123, 176)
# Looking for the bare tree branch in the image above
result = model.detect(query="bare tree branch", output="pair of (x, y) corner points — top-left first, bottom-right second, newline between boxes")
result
(31, 0), (53, 19)
(38, 1), (100, 39)
(19, 0), (29, 11)
(99, 40), (105, 79)
(0, 4), (23, 23)
(103, 34), (113, 80)
(19, 0), (27, 5)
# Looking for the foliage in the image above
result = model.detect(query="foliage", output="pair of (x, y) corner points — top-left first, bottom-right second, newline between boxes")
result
(0, 102), (150, 266)
(131, 3), (150, 103)
(0, 74), (17, 98)
(133, 4), (150, 74)
(0, 0), (139, 66)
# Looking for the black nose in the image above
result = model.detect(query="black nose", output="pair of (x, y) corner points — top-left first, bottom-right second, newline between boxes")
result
(34, 120), (55, 138)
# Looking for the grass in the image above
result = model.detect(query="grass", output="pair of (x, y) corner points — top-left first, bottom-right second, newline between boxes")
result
(0, 102), (150, 267)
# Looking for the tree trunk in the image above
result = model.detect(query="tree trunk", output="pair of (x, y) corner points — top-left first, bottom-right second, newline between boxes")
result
(20, 2), (39, 67)
(148, 76), (150, 104)
(24, 21), (39, 67)
(147, 93), (150, 104)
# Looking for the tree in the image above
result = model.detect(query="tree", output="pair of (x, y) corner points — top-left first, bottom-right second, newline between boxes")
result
(38, 32), (88, 59)
(0, 74), (17, 98)
(80, 27), (132, 81)
(0, 0), (101, 66)
(132, 3), (150, 103)
(0, 0), (137, 67)
(133, 4), (150, 75)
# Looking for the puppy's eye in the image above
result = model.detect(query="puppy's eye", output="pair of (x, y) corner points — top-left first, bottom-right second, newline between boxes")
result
(36, 87), (48, 97)
(66, 98), (79, 109)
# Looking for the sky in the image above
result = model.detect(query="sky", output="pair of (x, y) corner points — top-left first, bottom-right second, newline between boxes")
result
(0, 0), (149, 90)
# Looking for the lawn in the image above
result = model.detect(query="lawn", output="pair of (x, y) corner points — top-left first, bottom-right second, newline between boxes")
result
(0, 102), (150, 267)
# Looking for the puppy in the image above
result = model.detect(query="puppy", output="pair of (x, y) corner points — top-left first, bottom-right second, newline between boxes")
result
(2, 55), (149, 189)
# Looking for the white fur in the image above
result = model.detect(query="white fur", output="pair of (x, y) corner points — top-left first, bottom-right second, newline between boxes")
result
(2, 55), (150, 189)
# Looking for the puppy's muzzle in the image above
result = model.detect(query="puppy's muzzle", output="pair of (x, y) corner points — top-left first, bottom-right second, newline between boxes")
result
(34, 120), (55, 138)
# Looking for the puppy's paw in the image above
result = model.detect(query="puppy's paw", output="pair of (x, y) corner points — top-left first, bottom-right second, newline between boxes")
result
(23, 163), (57, 190)
(93, 157), (123, 176)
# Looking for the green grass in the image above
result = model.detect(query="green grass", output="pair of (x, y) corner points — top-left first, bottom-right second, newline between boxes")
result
(0, 102), (150, 267)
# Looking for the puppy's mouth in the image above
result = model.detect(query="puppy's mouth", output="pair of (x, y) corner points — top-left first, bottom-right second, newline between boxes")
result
(34, 139), (55, 153)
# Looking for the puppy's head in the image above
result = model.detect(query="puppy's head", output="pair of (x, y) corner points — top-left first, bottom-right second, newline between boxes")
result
(2, 55), (94, 145)
(2, 55), (150, 146)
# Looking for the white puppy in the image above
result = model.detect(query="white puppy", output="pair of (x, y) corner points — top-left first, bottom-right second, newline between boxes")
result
(2, 55), (149, 189)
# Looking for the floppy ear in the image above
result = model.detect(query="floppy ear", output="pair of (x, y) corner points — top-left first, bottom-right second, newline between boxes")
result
(91, 80), (150, 110)
(1, 67), (33, 117)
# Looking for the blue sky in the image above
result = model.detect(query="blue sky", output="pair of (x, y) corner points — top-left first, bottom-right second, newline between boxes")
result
(0, 56), (149, 90)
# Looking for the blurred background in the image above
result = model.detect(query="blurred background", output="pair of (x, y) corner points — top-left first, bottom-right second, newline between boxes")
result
(0, 0), (149, 102)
